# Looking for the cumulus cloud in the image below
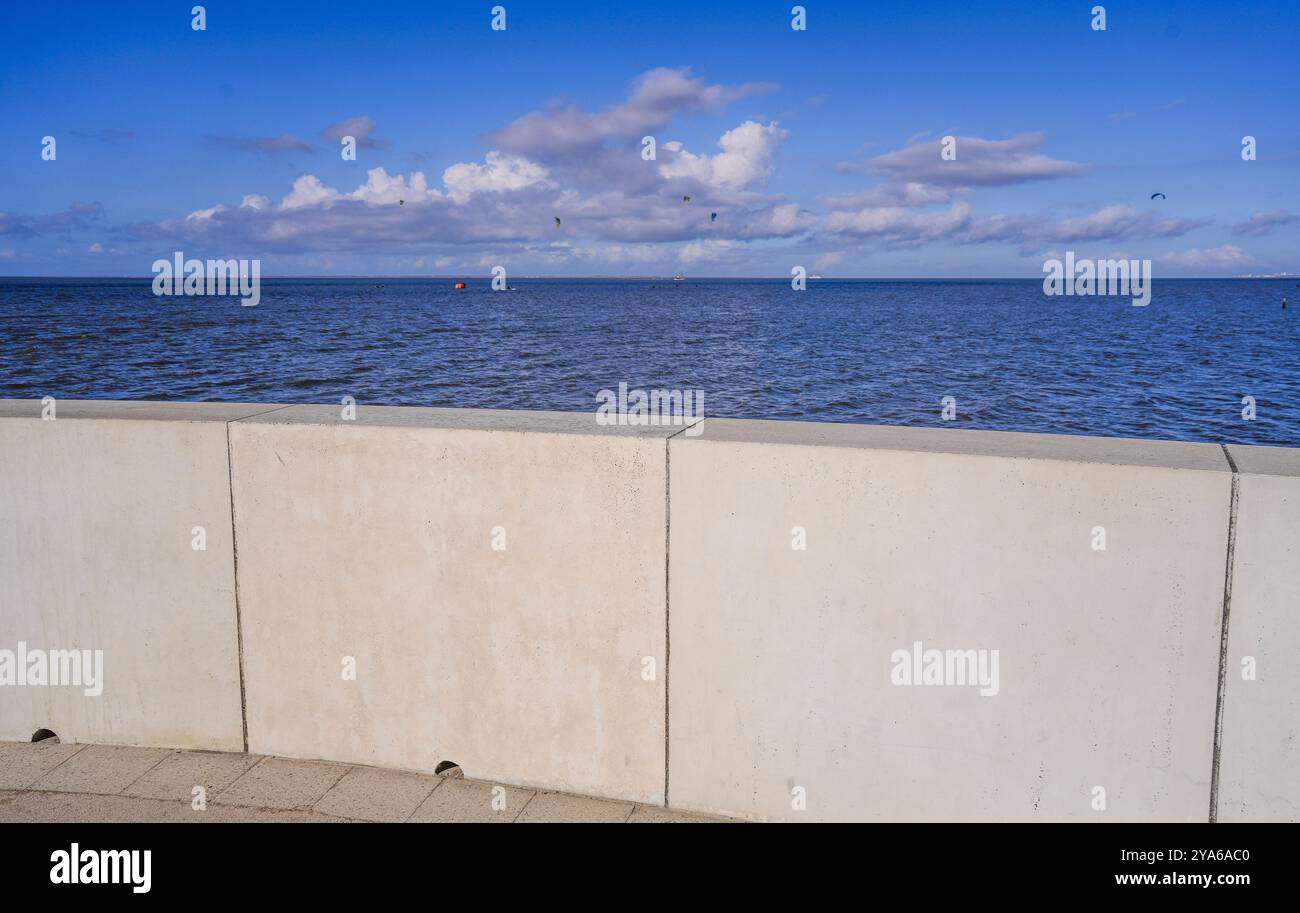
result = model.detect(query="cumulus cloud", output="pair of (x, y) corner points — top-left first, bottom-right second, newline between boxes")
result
(443, 152), (553, 203)
(129, 137), (810, 254)
(658, 121), (787, 189)
(854, 132), (1087, 187)
(280, 176), (341, 209)
(820, 131), (1207, 252)
(118, 67), (808, 259)
(1232, 209), (1296, 237)
(485, 66), (775, 157)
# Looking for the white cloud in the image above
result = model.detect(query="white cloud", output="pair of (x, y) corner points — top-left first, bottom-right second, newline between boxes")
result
(183, 203), (228, 223)
(1160, 245), (1253, 269)
(280, 176), (341, 210)
(442, 152), (550, 203)
(859, 132), (1087, 187)
(659, 121), (787, 189)
(678, 239), (739, 264)
(351, 167), (439, 205)
(485, 66), (776, 157)
(1042, 205), (1207, 243)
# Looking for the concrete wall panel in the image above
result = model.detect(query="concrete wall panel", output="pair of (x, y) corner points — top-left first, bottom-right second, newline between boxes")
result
(0, 401), (266, 751)
(668, 419), (1231, 821)
(1218, 444), (1300, 821)
(228, 406), (673, 804)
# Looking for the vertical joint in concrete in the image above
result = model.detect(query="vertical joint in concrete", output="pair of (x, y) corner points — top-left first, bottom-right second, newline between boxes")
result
(661, 419), (700, 806)
(662, 434), (672, 807)
(1209, 444), (1241, 823)
(227, 420), (250, 754)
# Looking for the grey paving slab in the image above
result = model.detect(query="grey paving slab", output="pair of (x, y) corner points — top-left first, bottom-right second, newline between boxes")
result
(123, 749), (262, 802)
(187, 802), (353, 823)
(515, 790), (635, 823)
(0, 743), (736, 822)
(216, 757), (349, 810)
(314, 766), (441, 822)
(31, 745), (172, 795)
(0, 741), (86, 789)
(627, 804), (725, 823)
(0, 790), (351, 823)
(407, 777), (534, 823)
(0, 790), (196, 823)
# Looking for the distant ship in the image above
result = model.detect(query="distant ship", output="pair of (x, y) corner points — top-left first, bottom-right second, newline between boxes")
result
(673, 274), (686, 281)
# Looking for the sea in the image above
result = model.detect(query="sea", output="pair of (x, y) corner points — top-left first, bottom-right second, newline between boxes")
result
(1, 277), (1296, 446)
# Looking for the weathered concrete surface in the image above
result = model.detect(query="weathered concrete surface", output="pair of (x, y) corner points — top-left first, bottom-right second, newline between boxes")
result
(313, 765), (440, 822)
(228, 405), (676, 804)
(407, 776), (534, 823)
(1218, 444), (1300, 822)
(123, 749), (260, 802)
(515, 790), (635, 823)
(32, 743), (171, 794)
(215, 756), (348, 810)
(0, 741), (723, 823)
(668, 419), (1232, 822)
(0, 400), (278, 751)
(0, 740), (85, 789)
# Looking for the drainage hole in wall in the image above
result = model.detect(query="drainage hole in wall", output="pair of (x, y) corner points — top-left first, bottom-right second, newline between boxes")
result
(435, 760), (463, 778)
(31, 729), (60, 743)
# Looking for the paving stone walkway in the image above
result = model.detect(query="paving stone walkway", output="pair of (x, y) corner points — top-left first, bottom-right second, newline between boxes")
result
(0, 741), (724, 823)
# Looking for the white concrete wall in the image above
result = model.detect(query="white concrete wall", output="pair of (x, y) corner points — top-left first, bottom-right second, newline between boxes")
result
(6, 399), (1298, 820)
(227, 406), (674, 804)
(1218, 444), (1300, 822)
(667, 419), (1232, 821)
(0, 400), (271, 751)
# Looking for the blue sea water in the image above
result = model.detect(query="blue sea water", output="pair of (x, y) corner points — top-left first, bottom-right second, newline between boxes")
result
(1, 277), (1297, 445)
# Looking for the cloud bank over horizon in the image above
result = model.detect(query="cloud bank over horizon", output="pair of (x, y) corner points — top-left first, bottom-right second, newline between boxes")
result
(3, 50), (1296, 277)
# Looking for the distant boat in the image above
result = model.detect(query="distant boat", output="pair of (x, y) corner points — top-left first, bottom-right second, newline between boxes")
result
(810, 275), (823, 280)
(453, 281), (467, 289)
(673, 274), (686, 281)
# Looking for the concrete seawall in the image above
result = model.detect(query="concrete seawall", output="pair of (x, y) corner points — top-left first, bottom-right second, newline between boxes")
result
(1217, 444), (1300, 822)
(2, 399), (1295, 821)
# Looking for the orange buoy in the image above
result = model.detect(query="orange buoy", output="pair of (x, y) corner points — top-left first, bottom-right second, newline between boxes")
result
(454, 282), (467, 289)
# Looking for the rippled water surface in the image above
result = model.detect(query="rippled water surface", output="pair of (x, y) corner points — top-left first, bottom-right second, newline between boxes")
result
(2, 277), (1297, 445)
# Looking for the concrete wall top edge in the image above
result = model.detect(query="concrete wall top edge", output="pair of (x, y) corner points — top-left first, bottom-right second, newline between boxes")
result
(0, 399), (284, 423)
(675, 417), (1235, 474)
(4, 401), (1286, 474)
(1225, 443), (1300, 477)
(227, 402), (693, 439)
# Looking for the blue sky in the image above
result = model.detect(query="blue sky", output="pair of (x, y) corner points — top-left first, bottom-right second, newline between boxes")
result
(1, 0), (1296, 276)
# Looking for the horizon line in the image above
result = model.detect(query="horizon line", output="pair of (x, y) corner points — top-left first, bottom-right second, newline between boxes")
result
(1, 274), (1294, 282)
